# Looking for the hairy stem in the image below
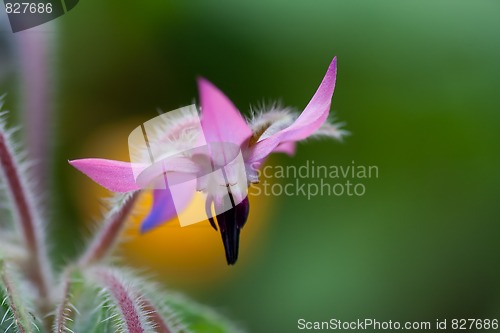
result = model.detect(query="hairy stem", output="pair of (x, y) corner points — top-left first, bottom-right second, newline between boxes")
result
(141, 298), (172, 333)
(0, 127), (50, 300)
(93, 268), (146, 333)
(79, 191), (140, 266)
(53, 273), (74, 333)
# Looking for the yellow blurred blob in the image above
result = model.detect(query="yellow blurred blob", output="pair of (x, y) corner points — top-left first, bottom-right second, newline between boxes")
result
(72, 119), (273, 286)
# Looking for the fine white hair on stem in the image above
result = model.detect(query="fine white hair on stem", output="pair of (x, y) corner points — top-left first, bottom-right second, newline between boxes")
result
(78, 191), (140, 267)
(0, 106), (52, 301)
(53, 272), (73, 333)
(87, 266), (171, 333)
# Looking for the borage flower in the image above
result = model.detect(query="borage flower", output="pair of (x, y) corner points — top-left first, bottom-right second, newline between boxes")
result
(70, 57), (346, 265)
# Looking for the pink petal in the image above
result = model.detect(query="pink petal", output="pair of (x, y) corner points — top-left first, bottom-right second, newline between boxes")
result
(69, 158), (141, 192)
(70, 156), (201, 192)
(198, 78), (252, 146)
(273, 141), (297, 156)
(134, 156), (200, 189)
(246, 57), (337, 163)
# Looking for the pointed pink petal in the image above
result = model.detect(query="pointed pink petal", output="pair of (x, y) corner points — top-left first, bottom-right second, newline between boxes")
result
(198, 78), (252, 146)
(273, 141), (297, 156)
(69, 158), (140, 192)
(246, 57), (337, 163)
(286, 57), (337, 141)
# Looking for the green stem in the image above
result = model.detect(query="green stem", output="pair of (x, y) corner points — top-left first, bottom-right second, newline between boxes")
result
(0, 261), (37, 333)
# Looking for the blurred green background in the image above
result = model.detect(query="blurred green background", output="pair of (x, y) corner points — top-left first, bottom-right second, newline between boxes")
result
(2, 0), (500, 332)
